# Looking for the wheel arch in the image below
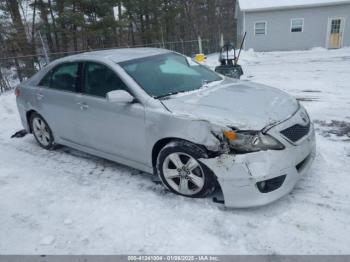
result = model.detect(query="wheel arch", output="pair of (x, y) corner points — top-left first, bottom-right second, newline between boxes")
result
(153, 137), (220, 198)
(151, 137), (209, 168)
(26, 109), (38, 133)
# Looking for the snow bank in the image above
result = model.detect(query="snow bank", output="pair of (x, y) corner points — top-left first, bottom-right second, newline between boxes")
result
(1, 47), (350, 254)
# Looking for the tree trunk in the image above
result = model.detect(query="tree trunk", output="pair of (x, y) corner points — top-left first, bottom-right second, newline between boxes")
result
(31, 0), (40, 69)
(38, 0), (55, 53)
(72, 0), (78, 51)
(6, 0), (35, 78)
(56, 0), (69, 52)
(47, 0), (61, 52)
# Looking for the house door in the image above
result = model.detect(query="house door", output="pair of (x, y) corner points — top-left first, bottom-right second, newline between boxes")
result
(328, 18), (345, 49)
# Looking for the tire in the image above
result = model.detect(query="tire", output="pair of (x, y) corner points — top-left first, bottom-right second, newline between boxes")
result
(30, 113), (55, 150)
(156, 140), (216, 198)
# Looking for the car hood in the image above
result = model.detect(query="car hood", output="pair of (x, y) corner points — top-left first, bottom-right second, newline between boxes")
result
(161, 80), (299, 130)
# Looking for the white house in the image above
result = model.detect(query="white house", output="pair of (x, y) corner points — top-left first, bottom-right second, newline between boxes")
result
(236, 0), (350, 51)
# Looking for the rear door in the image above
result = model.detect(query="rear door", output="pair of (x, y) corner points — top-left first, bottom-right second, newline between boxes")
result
(75, 61), (147, 164)
(36, 62), (83, 144)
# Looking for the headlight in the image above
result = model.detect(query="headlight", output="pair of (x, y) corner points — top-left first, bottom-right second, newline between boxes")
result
(223, 130), (285, 153)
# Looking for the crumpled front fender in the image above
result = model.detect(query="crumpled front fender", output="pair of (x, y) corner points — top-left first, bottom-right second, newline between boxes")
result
(199, 128), (316, 208)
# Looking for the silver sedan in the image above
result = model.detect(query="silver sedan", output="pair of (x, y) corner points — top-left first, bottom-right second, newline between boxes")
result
(15, 48), (316, 208)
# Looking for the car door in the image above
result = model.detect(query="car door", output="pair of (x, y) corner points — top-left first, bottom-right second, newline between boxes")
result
(76, 61), (147, 165)
(36, 62), (83, 144)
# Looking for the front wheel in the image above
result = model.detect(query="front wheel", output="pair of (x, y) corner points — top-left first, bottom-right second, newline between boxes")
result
(156, 141), (216, 198)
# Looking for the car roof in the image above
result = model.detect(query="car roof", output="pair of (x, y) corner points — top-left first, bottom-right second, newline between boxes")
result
(56, 47), (171, 64)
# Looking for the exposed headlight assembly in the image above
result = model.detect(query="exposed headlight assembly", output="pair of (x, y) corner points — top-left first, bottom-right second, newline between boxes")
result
(223, 130), (285, 153)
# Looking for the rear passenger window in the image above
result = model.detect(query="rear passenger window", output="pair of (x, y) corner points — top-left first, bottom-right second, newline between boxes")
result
(39, 71), (51, 87)
(50, 63), (79, 92)
(83, 62), (128, 98)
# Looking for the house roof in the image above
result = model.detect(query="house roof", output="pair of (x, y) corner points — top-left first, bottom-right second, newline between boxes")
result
(238, 0), (350, 12)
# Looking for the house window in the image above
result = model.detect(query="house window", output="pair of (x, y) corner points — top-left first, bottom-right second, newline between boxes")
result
(291, 18), (304, 32)
(255, 22), (267, 35)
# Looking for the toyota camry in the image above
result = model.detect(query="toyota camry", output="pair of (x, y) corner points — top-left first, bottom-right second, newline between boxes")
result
(15, 48), (316, 208)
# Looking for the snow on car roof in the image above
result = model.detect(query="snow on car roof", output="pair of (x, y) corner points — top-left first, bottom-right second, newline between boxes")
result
(59, 47), (170, 63)
(238, 0), (350, 11)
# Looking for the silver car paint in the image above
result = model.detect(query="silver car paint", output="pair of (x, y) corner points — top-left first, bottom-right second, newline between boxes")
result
(16, 48), (316, 208)
(161, 80), (299, 130)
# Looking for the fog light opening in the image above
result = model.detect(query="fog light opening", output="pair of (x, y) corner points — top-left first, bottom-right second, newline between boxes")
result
(256, 175), (286, 193)
(258, 181), (266, 191)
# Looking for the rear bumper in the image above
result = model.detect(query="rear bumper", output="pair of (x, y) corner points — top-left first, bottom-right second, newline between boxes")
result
(200, 124), (316, 208)
(16, 97), (30, 132)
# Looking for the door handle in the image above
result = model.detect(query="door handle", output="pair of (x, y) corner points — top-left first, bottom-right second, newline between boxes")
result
(77, 102), (89, 110)
(36, 93), (44, 100)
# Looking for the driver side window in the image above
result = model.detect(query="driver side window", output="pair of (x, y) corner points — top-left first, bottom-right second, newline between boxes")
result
(83, 62), (128, 98)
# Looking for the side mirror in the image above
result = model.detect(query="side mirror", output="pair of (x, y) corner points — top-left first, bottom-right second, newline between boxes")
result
(106, 90), (134, 104)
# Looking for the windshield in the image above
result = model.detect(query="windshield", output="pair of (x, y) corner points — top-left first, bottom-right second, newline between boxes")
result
(119, 53), (222, 98)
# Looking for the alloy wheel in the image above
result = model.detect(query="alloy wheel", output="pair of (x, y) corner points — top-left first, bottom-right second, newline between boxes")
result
(162, 152), (205, 196)
(32, 117), (51, 147)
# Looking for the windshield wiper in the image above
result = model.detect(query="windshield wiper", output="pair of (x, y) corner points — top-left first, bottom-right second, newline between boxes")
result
(155, 90), (188, 99)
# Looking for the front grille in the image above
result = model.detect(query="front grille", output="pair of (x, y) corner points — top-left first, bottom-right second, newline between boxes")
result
(280, 122), (310, 142)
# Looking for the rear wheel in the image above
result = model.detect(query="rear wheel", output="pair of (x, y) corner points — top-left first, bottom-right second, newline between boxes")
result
(156, 141), (216, 198)
(30, 113), (54, 150)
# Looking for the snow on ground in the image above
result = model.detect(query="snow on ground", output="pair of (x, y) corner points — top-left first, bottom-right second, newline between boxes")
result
(0, 48), (350, 254)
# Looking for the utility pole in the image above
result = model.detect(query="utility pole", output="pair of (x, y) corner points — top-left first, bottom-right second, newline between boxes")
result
(220, 33), (224, 48)
(160, 25), (165, 48)
(198, 35), (203, 54)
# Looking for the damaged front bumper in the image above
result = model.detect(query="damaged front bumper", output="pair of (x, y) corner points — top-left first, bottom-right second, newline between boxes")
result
(200, 123), (316, 208)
